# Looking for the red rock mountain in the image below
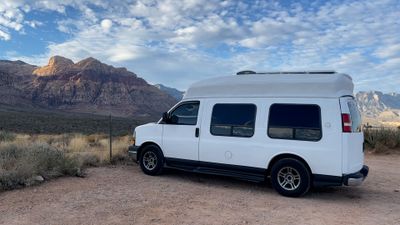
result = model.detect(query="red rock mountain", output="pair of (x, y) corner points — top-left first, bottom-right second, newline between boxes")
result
(0, 56), (177, 118)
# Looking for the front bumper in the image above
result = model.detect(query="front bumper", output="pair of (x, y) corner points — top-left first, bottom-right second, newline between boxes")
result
(343, 165), (369, 186)
(128, 145), (139, 162)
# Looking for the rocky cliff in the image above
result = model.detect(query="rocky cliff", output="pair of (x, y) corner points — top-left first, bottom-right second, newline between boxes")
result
(355, 91), (400, 127)
(0, 56), (177, 118)
(154, 84), (184, 100)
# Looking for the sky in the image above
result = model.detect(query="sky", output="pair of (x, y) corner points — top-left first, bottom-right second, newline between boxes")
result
(0, 0), (399, 92)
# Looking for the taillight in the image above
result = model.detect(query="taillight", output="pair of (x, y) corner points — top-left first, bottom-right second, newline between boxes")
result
(342, 113), (352, 133)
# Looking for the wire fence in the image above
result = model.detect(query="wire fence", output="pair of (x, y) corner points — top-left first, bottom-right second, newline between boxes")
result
(362, 124), (400, 131)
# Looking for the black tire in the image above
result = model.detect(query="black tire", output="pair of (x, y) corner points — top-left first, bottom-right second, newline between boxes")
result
(139, 145), (164, 176)
(270, 158), (311, 197)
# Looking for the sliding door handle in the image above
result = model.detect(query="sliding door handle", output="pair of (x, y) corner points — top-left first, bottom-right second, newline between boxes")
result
(195, 128), (200, 138)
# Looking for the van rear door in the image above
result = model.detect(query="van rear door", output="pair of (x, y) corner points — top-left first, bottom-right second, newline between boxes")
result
(340, 96), (364, 174)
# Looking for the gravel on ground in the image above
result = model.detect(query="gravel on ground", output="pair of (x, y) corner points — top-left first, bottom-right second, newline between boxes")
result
(0, 154), (399, 225)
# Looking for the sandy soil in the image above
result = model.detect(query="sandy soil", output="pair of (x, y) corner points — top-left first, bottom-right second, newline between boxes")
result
(1, 154), (399, 225)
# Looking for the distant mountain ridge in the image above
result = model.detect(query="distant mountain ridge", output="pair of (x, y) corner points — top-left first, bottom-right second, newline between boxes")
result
(0, 56), (177, 118)
(355, 91), (400, 127)
(1, 57), (399, 126)
(154, 84), (184, 100)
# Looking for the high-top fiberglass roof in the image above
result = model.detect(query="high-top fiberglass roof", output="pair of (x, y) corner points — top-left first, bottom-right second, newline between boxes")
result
(183, 72), (354, 99)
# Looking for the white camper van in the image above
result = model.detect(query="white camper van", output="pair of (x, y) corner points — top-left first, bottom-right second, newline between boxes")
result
(129, 71), (368, 197)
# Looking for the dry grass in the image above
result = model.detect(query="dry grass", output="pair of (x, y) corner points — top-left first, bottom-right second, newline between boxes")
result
(363, 128), (400, 154)
(24, 133), (132, 165)
(0, 142), (82, 191)
(0, 132), (133, 191)
(2, 128), (399, 191)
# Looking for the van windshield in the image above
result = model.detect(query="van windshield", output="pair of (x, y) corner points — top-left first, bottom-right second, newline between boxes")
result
(348, 101), (362, 132)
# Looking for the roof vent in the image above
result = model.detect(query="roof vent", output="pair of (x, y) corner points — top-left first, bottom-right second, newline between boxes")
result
(236, 70), (256, 75)
(236, 70), (336, 75)
(257, 71), (336, 75)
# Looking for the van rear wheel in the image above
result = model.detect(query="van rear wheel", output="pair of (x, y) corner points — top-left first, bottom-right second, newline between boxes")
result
(139, 145), (164, 176)
(270, 158), (311, 197)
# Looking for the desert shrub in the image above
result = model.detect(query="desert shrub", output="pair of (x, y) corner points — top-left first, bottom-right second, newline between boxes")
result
(364, 128), (400, 153)
(0, 142), (83, 191)
(0, 131), (16, 142)
(74, 152), (101, 167)
(110, 153), (130, 164)
(85, 134), (107, 145)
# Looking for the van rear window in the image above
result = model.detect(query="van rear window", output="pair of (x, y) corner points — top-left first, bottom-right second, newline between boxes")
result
(268, 104), (322, 141)
(210, 104), (256, 137)
(347, 101), (362, 132)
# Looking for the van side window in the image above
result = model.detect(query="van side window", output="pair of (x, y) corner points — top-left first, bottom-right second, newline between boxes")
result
(169, 101), (200, 125)
(210, 104), (256, 137)
(268, 104), (322, 141)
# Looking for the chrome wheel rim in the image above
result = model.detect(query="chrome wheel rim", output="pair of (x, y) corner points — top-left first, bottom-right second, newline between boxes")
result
(277, 167), (301, 191)
(143, 151), (157, 171)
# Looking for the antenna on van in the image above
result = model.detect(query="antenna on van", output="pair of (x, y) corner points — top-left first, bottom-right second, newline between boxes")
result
(258, 71), (337, 74)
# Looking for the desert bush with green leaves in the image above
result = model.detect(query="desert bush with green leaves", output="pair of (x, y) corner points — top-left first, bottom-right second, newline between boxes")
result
(364, 128), (400, 153)
(0, 132), (132, 191)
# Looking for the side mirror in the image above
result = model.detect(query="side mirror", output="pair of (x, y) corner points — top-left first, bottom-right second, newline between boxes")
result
(162, 112), (169, 123)
(170, 115), (179, 124)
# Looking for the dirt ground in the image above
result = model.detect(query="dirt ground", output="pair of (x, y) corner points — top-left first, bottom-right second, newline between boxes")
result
(1, 154), (399, 225)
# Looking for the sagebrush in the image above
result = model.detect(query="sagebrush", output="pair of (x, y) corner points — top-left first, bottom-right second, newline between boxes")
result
(363, 128), (400, 153)
(0, 132), (132, 191)
(0, 142), (82, 191)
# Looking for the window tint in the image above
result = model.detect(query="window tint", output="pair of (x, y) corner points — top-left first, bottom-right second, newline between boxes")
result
(268, 104), (322, 141)
(348, 101), (362, 132)
(210, 104), (256, 137)
(170, 102), (199, 125)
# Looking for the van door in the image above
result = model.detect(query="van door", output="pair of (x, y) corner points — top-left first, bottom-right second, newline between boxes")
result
(340, 97), (364, 174)
(162, 101), (201, 162)
(198, 99), (268, 174)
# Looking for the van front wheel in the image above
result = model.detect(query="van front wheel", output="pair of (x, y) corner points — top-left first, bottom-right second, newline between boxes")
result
(139, 145), (164, 176)
(270, 158), (311, 197)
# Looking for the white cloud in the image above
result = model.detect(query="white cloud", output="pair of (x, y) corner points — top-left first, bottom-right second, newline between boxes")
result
(107, 45), (146, 62)
(170, 15), (243, 47)
(0, 29), (11, 40)
(0, 1), (25, 34)
(374, 44), (400, 59)
(0, 0), (109, 39)
(376, 57), (400, 70)
(25, 20), (42, 28)
(100, 19), (113, 32)
(2, 0), (400, 92)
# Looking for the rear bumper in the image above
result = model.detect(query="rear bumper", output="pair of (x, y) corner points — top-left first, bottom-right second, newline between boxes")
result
(313, 165), (369, 187)
(343, 165), (369, 186)
(128, 145), (139, 162)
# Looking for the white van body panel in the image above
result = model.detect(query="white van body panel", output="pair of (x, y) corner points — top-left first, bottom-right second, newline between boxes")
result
(342, 133), (364, 174)
(198, 97), (343, 176)
(132, 72), (367, 188)
(161, 100), (204, 161)
(340, 97), (364, 174)
(135, 123), (163, 147)
(184, 73), (353, 99)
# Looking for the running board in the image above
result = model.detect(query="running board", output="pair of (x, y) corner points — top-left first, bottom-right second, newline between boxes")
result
(165, 158), (266, 182)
